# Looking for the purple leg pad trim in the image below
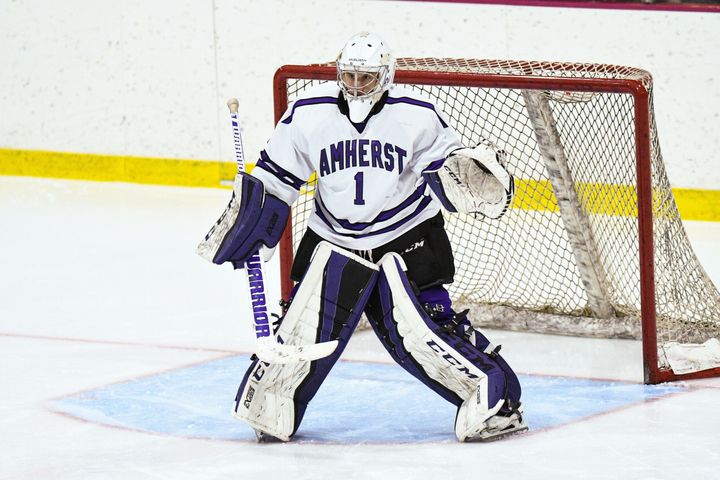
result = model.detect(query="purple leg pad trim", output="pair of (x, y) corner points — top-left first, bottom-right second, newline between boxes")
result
(366, 273), (464, 406)
(365, 258), (518, 409)
(291, 250), (378, 434)
(417, 285), (521, 407)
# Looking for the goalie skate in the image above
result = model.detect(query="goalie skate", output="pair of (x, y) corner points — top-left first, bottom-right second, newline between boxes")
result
(463, 406), (528, 442)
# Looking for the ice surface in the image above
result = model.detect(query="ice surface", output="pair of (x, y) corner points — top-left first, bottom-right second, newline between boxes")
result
(52, 355), (686, 443)
(1, 177), (719, 480)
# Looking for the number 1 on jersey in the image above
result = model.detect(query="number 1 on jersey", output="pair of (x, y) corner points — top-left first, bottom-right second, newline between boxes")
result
(354, 171), (365, 205)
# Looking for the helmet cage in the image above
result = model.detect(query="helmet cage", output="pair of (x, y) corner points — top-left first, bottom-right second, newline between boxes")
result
(337, 63), (389, 100)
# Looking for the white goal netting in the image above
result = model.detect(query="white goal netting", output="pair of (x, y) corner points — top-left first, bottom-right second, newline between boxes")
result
(278, 58), (720, 382)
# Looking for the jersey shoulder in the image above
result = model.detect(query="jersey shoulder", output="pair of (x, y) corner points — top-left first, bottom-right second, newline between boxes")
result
(385, 85), (449, 127)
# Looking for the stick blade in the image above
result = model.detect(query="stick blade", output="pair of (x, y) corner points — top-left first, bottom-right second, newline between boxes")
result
(255, 337), (338, 364)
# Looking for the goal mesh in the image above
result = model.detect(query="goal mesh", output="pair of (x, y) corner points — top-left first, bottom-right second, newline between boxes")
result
(276, 58), (720, 383)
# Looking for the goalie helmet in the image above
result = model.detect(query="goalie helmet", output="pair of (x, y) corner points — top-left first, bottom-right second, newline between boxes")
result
(336, 32), (395, 123)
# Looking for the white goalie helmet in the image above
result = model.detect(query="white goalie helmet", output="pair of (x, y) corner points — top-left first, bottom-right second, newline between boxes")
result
(336, 32), (396, 122)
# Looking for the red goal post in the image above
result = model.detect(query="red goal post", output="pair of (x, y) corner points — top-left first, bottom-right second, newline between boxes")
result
(272, 58), (720, 385)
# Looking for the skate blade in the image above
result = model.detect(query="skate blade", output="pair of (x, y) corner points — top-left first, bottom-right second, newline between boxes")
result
(467, 423), (529, 443)
(254, 429), (285, 443)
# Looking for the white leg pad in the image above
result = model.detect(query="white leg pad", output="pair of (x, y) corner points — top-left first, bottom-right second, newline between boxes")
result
(454, 379), (506, 442)
(378, 252), (506, 441)
(234, 242), (378, 440)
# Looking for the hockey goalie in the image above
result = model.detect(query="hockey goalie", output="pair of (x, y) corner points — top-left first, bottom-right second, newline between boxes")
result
(198, 32), (526, 442)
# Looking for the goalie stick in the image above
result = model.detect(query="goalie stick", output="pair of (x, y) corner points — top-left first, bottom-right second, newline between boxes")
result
(225, 98), (338, 364)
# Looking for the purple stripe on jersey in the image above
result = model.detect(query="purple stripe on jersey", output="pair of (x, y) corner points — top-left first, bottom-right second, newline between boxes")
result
(281, 96), (338, 125)
(313, 199), (334, 229)
(385, 96), (449, 128)
(314, 194), (434, 239)
(256, 150), (304, 190)
(422, 158), (447, 173)
(315, 184), (427, 232)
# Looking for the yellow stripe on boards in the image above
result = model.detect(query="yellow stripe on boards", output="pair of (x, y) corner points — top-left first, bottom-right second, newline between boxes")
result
(673, 188), (720, 222)
(513, 179), (639, 217)
(0, 148), (238, 188)
(512, 179), (720, 221)
(1, 148), (719, 222)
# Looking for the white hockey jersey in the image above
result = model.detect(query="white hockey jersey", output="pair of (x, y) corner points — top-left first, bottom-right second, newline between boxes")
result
(252, 82), (464, 250)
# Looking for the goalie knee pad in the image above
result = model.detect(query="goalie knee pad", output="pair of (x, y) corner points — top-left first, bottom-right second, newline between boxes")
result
(365, 253), (521, 440)
(233, 242), (379, 440)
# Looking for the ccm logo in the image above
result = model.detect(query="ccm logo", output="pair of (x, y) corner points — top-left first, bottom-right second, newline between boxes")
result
(426, 339), (480, 380)
(445, 166), (462, 186)
(402, 239), (424, 255)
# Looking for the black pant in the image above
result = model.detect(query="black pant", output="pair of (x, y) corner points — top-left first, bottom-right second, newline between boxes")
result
(290, 211), (455, 293)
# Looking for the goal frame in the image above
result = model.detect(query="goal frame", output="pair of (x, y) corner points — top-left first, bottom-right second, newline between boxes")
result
(271, 60), (719, 385)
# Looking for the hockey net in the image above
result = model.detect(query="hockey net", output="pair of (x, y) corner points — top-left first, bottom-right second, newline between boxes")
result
(273, 58), (720, 384)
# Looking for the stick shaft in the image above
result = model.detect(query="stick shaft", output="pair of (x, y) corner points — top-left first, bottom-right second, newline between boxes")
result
(229, 112), (246, 173)
(227, 100), (271, 340)
(223, 98), (338, 363)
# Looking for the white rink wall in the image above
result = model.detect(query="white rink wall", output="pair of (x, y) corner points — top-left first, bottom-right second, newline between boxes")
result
(1, 0), (719, 189)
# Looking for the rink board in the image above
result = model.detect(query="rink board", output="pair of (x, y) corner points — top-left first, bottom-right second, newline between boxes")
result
(52, 355), (685, 444)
